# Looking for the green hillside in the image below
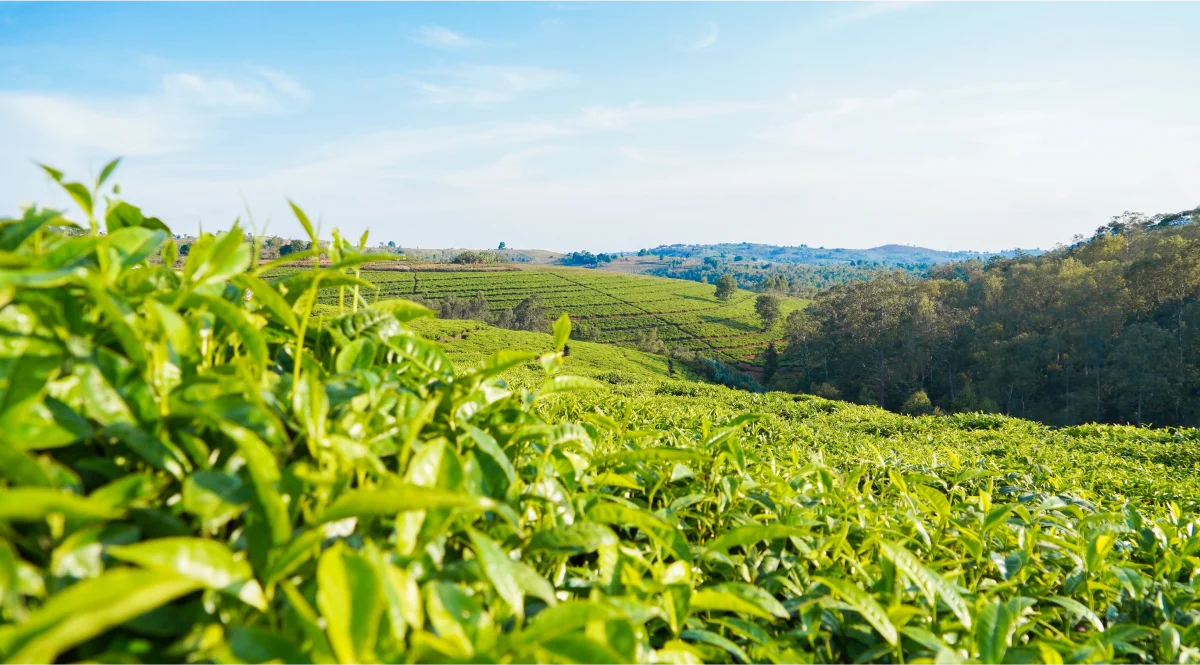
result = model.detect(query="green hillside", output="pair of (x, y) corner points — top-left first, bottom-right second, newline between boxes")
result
(283, 266), (806, 366)
(6, 166), (1199, 665)
(405, 317), (690, 385)
(410, 319), (1200, 510)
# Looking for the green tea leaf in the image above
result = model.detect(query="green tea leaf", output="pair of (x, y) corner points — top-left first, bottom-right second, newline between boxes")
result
(553, 312), (571, 352)
(975, 600), (1013, 664)
(0, 487), (122, 521)
(467, 528), (525, 618)
(317, 542), (382, 664)
(692, 583), (789, 621)
(107, 537), (266, 610)
(0, 568), (202, 663)
(816, 576), (898, 646)
(881, 540), (973, 629)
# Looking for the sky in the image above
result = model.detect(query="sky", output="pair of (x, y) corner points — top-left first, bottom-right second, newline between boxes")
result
(2, 2), (1199, 253)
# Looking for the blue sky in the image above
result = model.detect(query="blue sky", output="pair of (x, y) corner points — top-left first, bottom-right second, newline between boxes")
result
(2, 2), (1198, 252)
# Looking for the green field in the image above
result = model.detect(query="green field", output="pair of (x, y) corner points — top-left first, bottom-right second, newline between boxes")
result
(276, 266), (806, 365)
(7, 169), (1200, 665)
(406, 317), (690, 385)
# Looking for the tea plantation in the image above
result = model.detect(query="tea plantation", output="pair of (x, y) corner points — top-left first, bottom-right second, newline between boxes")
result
(274, 266), (807, 365)
(1, 167), (1198, 664)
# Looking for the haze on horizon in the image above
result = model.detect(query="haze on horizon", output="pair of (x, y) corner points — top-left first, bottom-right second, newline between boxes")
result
(1, 2), (1198, 253)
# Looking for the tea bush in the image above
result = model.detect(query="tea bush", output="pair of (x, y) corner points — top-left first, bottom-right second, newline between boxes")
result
(1, 164), (1198, 664)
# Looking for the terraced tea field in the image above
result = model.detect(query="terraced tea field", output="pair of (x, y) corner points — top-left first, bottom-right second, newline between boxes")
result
(270, 266), (806, 365)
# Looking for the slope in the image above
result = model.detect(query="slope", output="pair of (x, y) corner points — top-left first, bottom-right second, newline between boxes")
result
(423, 317), (1200, 508)
(284, 266), (807, 366)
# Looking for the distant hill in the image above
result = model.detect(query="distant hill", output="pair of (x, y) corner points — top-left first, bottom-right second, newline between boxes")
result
(645, 242), (1040, 266)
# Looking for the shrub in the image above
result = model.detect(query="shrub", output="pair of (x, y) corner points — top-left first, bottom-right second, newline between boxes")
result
(902, 389), (934, 415)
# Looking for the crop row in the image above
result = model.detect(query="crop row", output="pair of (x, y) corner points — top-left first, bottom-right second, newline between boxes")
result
(289, 267), (804, 365)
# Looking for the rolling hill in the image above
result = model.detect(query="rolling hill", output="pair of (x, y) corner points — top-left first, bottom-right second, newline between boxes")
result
(278, 266), (807, 368)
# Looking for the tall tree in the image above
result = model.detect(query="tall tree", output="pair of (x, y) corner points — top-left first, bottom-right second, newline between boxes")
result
(714, 273), (737, 301)
(762, 342), (779, 385)
(755, 294), (782, 331)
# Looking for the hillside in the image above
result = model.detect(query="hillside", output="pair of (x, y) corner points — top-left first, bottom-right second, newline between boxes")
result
(776, 209), (1200, 426)
(386, 317), (1200, 511)
(5, 161), (1199, 665)
(405, 317), (691, 385)
(283, 266), (807, 368)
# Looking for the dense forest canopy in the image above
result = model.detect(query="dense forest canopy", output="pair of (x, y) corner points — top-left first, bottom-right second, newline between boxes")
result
(775, 207), (1200, 427)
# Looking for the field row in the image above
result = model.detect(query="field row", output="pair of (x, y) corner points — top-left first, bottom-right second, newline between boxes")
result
(267, 267), (806, 364)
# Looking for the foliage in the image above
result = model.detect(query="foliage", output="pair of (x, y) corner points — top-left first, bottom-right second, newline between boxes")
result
(559, 250), (613, 266)
(755, 293), (782, 331)
(648, 260), (928, 297)
(452, 250), (508, 265)
(902, 390), (934, 416)
(714, 273), (737, 301)
(762, 342), (779, 385)
(439, 292), (490, 321)
(2, 164), (1198, 665)
(777, 214), (1200, 425)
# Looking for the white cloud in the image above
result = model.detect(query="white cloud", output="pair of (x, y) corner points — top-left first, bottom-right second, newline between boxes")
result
(413, 25), (482, 49)
(686, 22), (719, 51)
(580, 100), (784, 130)
(161, 69), (311, 112)
(0, 91), (200, 156)
(0, 67), (310, 159)
(540, 18), (561, 29)
(411, 66), (567, 105)
(820, 1), (927, 29)
(162, 73), (275, 110)
(761, 88), (922, 146)
(255, 68), (313, 103)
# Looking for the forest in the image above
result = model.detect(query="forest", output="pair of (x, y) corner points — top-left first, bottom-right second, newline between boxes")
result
(774, 209), (1200, 426)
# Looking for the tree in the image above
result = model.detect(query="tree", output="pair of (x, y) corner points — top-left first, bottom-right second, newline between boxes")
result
(901, 390), (933, 415)
(714, 274), (737, 301)
(513, 295), (548, 332)
(278, 244), (294, 256)
(755, 293), (781, 331)
(762, 342), (779, 384)
(498, 242), (506, 250)
(388, 240), (396, 248)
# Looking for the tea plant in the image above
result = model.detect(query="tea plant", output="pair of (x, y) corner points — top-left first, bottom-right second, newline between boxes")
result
(0, 164), (1197, 664)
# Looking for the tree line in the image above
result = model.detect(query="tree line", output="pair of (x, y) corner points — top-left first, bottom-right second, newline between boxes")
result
(773, 209), (1200, 426)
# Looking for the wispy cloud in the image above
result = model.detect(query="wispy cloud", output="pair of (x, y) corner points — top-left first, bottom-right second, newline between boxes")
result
(162, 69), (311, 112)
(762, 88), (922, 146)
(413, 25), (483, 49)
(820, 1), (927, 29)
(0, 67), (309, 157)
(685, 22), (719, 51)
(255, 68), (312, 103)
(580, 100), (785, 130)
(410, 66), (567, 105)
(540, 18), (561, 29)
